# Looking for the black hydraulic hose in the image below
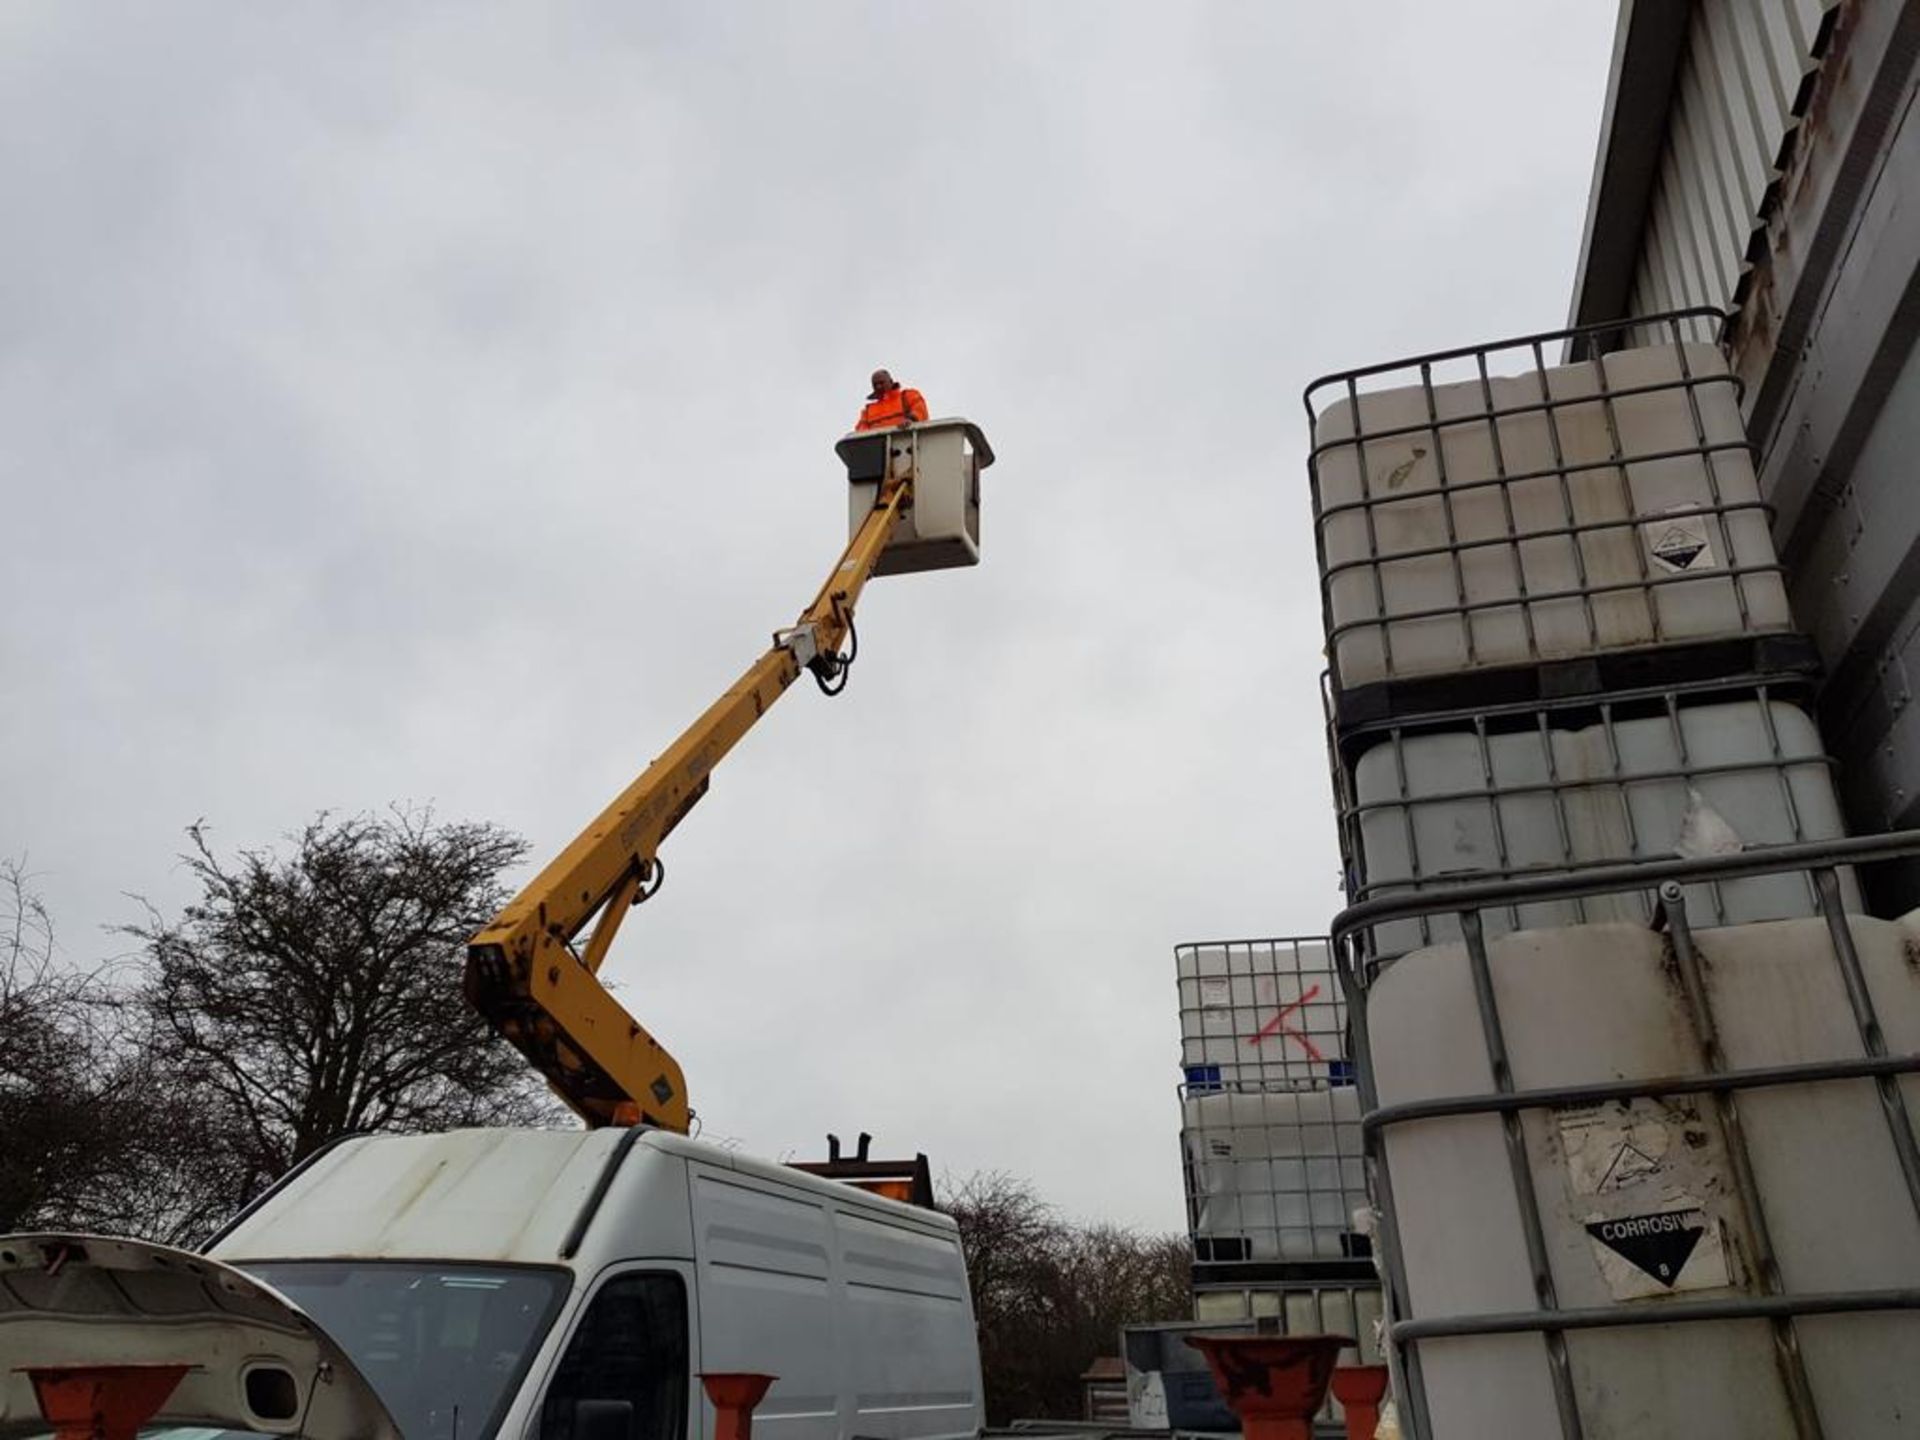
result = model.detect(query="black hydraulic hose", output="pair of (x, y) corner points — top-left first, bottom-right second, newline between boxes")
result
(632, 856), (665, 904)
(814, 611), (857, 697)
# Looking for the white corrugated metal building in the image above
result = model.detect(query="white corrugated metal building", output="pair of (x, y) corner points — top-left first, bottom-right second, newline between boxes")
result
(1568, 0), (1920, 904)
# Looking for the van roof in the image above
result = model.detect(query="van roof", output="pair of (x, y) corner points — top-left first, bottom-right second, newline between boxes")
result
(210, 1128), (625, 1265)
(209, 1127), (957, 1268)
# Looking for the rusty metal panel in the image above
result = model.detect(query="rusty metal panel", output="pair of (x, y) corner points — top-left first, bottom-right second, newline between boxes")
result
(1575, 1), (1920, 910)
(1734, 0), (1920, 483)
(1830, 597), (1920, 832)
(1723, 1), (1920, 910)
(1617, 0), (1840, 351)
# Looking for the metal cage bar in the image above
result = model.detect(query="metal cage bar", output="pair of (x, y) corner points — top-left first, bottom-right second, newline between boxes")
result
(1459, 909), (1586, 1438)
(1662, 884), (1825, 1439)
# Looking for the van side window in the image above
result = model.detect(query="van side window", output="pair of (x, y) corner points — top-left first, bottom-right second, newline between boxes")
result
(540, 1272), (689, 1440)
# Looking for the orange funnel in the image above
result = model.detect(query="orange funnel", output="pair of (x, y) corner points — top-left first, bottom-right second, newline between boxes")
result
(1330, 1363), (1390, 1440)
(26, 1365), (193, 1440)
(700, 1372), (777, 1440)
(1184, 1333), (1351, 1440)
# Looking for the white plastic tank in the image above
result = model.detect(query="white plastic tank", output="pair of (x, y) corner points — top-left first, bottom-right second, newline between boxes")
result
(1189, 1280), (1386, 1341)
(1176, 939), (1346, 1088)
(1347, 697), (1857, 955)
(1313, 342), (1792, 690)
(1181, 1086), (1367, 1262)
(836, 418), (992, 577)
(1366, 914), (1920, 1438)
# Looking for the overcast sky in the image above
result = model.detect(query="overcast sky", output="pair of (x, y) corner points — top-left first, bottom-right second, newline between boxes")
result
(1, 3), (1615, 1232)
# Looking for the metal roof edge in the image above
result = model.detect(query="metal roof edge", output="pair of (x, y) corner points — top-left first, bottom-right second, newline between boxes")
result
(1565, 0), (1694, 358)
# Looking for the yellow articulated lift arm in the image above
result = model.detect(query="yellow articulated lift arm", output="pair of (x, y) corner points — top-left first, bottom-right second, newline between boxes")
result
(465, 418), (993, 1132)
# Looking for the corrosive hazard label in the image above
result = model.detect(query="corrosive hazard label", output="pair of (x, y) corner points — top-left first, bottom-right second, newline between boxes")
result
(1584, 1203), (1728, 1299)
(1558, 1099), (1733, 1299)
(1588, 1209), (1706, 1283)
(1644, 508), (1716, 574)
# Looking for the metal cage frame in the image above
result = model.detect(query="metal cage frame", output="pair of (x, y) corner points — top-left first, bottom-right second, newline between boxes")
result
(1302, 309), (1800, 712)
(1323, 674), (1853, 953)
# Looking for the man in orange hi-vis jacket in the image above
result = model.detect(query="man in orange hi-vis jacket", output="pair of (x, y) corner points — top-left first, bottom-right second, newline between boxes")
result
(854, 369), (928, 431)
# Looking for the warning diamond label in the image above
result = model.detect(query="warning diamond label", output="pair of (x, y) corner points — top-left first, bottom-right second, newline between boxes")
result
(1652, 529), (1706, 569)
(1559, 1099), (1676, 1195)
(1587, 1209), (1706, 1285)
(1651, 533), (1712, 572)
(1595, 1140), (1664, 1192)
(1644, 509), (1717, 574)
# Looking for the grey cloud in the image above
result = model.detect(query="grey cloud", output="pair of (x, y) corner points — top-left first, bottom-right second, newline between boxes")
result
(2, 1), (1613, 1228)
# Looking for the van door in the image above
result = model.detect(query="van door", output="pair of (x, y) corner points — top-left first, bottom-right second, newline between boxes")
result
(687, 1163), (841, 1440)
(530, 1267), (693, 1440)
(830, 1207), (981, 1440)
(686, 1162), (982, 1440)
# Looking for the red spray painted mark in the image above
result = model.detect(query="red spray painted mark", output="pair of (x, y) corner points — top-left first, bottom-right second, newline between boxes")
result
(1247, 984), (1324, 1061)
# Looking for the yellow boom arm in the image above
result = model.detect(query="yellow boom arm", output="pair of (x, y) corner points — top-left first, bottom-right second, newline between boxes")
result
(465, 474), (914, 1130)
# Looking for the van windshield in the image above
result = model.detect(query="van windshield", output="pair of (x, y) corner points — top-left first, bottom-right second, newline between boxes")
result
(14, 1263), (568, 1440)
(243, 1260), (569, 1440)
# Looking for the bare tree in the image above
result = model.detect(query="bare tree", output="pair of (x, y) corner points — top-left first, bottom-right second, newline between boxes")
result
(0, 855), (97, 1230)
(124, 809), (566, 1217)
(0, 858), (208, 1236)
(946, 1169), (1058, 1328)
(945, 1171), (1190, 1423)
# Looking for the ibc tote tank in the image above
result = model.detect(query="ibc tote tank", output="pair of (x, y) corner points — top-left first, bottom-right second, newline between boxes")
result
(1309, 338), (1793, 697)
(1359, 902), (1920, 1438)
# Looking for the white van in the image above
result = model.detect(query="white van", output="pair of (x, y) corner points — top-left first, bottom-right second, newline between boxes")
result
(0, 1128), (985, 1440)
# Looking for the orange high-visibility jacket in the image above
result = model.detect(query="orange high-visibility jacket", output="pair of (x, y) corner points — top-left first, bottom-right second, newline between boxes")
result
(855, 386), (928, 432)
